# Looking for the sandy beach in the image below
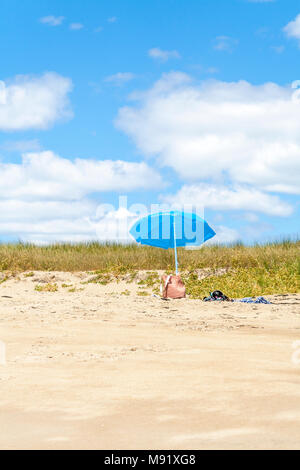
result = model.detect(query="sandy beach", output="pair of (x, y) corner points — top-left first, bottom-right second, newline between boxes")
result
(0, 271), (299, 450)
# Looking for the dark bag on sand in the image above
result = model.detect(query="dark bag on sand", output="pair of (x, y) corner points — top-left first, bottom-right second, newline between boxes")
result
(203, 290), (230, 302)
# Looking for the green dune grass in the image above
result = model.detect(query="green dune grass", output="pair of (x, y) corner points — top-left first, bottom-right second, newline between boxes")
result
(0, 240), (298, 298)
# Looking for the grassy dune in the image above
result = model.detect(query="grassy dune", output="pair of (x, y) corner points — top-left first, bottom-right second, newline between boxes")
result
(0, 240), (299, 298)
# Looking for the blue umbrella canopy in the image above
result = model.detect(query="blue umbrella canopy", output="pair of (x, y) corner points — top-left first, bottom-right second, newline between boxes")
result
(130, 211), (216, 274)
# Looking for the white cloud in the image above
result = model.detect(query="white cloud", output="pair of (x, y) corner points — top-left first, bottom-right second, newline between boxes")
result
(0, 151), (163, 200)
(104, 73), (136, 86)
(93, 207), (139, 243)
(69, 23), (84, 30)
(148, 48), (180, 62)
(116, 72), (300, 196)
(39, 16), (65, 26)
(0, 218), (96, 241)
(162, 184), (293, 217)
(0, 72), (73, 131)
(186, 224), (240, 248)
(283, 14), (300, 41)
(8, 207), (138, 244)
(0, 203), (141, 245)
(0, 150), (162, 243)
(0, 199), (95, 222)
(107, 17), (117, 23)
(213, 36), (238, 52)
(205, 225), (240, 245)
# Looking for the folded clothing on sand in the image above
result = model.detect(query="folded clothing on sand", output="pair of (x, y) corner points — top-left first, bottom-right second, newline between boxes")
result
(233, 296), (271, 304)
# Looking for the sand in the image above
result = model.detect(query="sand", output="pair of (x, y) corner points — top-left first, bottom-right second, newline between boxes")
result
(0, 271), (299, 450)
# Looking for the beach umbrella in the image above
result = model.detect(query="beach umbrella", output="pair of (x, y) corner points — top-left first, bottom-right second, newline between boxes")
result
(130, 211), (216, 275)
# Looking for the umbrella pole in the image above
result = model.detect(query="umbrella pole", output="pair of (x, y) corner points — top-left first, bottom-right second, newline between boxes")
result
(173, 219), (178, 275)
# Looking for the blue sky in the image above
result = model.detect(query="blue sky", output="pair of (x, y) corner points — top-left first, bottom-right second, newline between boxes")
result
(0, 0), (299, 244)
